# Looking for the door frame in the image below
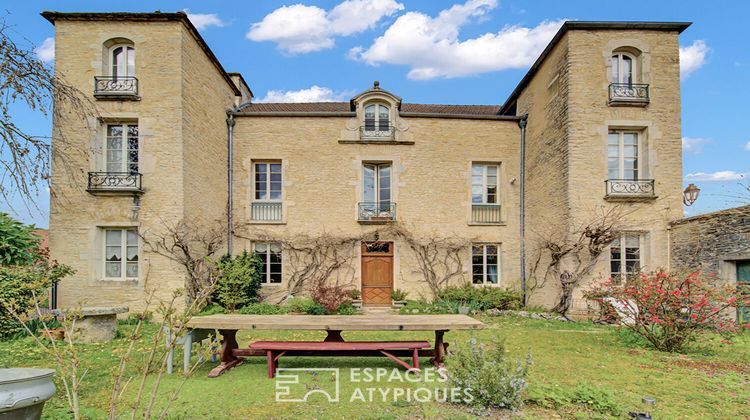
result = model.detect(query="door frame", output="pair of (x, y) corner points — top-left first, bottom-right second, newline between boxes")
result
(360, 241), (394, 306)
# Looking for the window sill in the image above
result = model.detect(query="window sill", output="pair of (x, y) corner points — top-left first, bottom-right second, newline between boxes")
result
(98, 278), (139, 285)
(608, 98), (649, 107)
(339, 140), (415, 145)
(87, 188), (144, 196)
(248, 220), (286, 225)
(93, 93), (141, 101)
(468, 222), (507, 226)
(604, 195), (658, 203)
(358, 219), (396, 225)
(260, 283), (283, 288)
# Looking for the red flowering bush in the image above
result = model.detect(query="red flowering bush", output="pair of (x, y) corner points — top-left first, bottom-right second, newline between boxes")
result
(587, 271), (749, 352)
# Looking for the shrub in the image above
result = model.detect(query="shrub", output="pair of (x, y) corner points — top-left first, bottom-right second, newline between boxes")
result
(446, 339), (531, 410)
(309, 279), (351, 314)
(197, 304), (226, 316)
(0, 212), (41, 266)
(286, 297), (327, 315)
(437, 284), (522, 311)
(391, 288), (408, 301)
(336, 302), (358, 315)
(214, 251), (263, 311)
(239, 303), (289, 315)
(120, 311), (154, 325)
(0, 262), (72, 339)
(348, 289), (361, 300)
(586, 271), (749, 352)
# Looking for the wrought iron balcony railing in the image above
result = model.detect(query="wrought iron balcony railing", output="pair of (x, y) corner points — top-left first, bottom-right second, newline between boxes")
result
(608, 83), (649, 105)
(94, 76), (139, 97)
(87, 172), (142, 193)
(471, 204), (502, 224)
(360, 125), (395, 140)
(358, 202), (396, 222)
(251, 201), (283, 222)
(605, 179), (655, 199)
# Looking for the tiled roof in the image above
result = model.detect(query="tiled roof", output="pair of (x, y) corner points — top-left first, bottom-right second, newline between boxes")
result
(237, 102), (501, 116)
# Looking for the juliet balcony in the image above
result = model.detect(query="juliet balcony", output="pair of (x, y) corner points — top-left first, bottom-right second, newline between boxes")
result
(94, 76), (139, 100)
(471, 204), (502, 224)
(605, 179), (656, 201)
(358, 202), (396, 223)
(251, 202), (283, 222)
(360, 125), (395, 141)
(608, 83), (649, 106)
(87, 172), (143, 195)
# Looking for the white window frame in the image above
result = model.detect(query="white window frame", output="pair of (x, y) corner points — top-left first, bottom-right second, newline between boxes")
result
(362, 162), (392, 205)
(471, 163), (500, 205)
(105, 123), (139, 174)
(254, 242), (282, 284)
(109, 44), (135, 78)
(103, 228), (138, 281)
(363, 103), (391, 131)
(253, 161), (282, 202)
(607, 131), (639, 180)
(611, 52), (636, 85)
(472, 244), (500, 285)
(610, 234), (641, 285)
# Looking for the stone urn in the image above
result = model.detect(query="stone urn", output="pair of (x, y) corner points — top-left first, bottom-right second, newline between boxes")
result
(0, 368), (56, 420)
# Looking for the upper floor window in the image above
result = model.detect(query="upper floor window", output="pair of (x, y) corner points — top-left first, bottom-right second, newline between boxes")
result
(362, 103), (393, 139)
(110, 44), (135, 79)
(471, 164), (499, 204)
(607, 131), (639, 180)
(359, 162), (395, 221)
(254, 162), (282, 201)
(106, 124), (139, 174)
(611, 52), (635, 85)
(104, 228), (138, 280)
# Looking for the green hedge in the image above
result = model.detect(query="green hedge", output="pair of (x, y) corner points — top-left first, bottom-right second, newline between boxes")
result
(436, 284), (522, 310)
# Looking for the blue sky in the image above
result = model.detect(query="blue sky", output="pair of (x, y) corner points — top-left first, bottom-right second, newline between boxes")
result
(2, 0), (749, 227)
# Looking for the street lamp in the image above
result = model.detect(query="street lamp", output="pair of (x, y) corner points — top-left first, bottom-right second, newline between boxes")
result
(683, 183), (700, 206)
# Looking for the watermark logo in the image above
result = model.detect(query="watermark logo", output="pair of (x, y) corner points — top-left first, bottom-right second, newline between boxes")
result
(275, 368), (340, 402)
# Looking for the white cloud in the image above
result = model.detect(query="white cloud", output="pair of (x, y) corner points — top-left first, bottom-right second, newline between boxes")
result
(257, 86), (350, 102)
(185, 10), (225, 30)
(679, 40), (709, 79)
(685, 171), (747, 182)
(247, 0), (404, 54)
(34, 37), (54, 63)
(682, 137), (710, 155)
(745, 140), (750, 151)
(351, 0), (564, 80)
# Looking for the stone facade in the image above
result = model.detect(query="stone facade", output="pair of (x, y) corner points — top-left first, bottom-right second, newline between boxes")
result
(44, 13), (691, 314)
(670, 205), (750, 284)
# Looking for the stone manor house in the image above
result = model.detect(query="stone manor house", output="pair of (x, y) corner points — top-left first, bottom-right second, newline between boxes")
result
(44, 11), (696, 315)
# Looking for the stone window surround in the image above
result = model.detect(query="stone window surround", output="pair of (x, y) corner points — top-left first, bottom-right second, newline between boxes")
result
(246, 157), (287, 225)
(354, 156), (401, 221)
(609, 230), (651, 284)
(467, 160), (507, 225)
(471, 243), (502, 286)
(101, 37), (137, 77)
(93, 222), (141, 284)
(603, 39), (651, 86)
(602, 122), (652, 181)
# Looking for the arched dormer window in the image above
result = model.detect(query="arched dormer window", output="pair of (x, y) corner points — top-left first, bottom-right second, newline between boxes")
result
(110, 43), (135, 79)
(364, 103), (390, 136)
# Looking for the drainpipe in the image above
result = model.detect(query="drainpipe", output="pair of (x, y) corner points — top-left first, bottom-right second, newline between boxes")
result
(518, 114), (528, 306)
(226, 111), (236, 254)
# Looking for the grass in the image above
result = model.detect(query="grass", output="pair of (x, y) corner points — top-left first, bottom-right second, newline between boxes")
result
(0, 315), (748, 419)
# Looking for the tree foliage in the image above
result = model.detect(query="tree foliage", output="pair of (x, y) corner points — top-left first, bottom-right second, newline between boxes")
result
(214, 250), (263, 311)
(0, 211), (40, 265)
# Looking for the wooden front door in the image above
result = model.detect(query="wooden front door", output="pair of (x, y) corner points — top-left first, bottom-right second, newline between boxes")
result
(361, 242), (393, 305)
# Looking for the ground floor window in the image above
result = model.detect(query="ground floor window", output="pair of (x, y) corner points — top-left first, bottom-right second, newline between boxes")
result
(255, 243), (282, 284)
(472, 244), (499, 285)
(610, 234), (640, 284)
(104, 228), (138, 279)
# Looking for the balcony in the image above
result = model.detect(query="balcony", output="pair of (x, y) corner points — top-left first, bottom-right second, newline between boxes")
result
(605, 179), (656, 201)
(360, 125), (394, 141)
(358, 202), (396, 223)
(87, 172), (142, 194)
(251, 202), (283, 222)
(471, 204), (502, 224)
(94, 76), (139, 100)
(608, 83), (649, 106)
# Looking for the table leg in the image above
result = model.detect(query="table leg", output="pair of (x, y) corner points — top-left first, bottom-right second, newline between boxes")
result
(432, 330), (447, 368)
(208, 329), (243, 378)
(324, 330), (344, 342)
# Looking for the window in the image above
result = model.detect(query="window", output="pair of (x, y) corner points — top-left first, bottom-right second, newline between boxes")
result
(363, 162), (391, 206)
(607, 131), (638, 180)
(255, 243), (282, 284)
(254, 162), (282, 201)
(471, 164), (499, 204)
(106, 124), (138, 174)
(110, 44), (135, 78)
(610, 234), (640, 284)
(472, 244), (499, 285)
(104, 229), (138, 279)
(364, 103), (390, 133)
(611, 52), (634, 85)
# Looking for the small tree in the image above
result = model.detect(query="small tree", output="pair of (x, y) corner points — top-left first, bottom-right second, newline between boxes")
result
(587, 271), (749, 352)
(214, 250), (263, 311)
(0, 212), (41, 265)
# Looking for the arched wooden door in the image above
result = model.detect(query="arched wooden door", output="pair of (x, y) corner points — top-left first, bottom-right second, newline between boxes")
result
(361, 242), (393, 305)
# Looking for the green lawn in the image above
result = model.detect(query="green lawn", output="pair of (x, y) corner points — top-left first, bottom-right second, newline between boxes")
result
(1, 316), (748, 419)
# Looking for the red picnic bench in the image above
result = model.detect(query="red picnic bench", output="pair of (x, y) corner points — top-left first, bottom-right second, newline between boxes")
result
(185, 314), (485, 378)
(250, 340), (432, 378)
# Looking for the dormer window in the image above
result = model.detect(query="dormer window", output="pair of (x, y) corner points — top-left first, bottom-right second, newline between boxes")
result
(363, 103), (392, 139)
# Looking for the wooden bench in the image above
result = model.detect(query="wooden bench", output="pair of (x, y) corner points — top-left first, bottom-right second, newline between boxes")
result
(249, 341), (431, 378)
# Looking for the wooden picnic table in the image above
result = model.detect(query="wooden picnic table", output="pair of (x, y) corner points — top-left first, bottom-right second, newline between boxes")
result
(186, 314), (484, 378)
